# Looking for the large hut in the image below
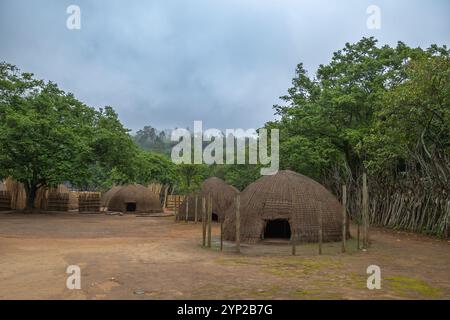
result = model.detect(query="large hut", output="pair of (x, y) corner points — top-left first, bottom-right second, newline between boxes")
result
(101, 185), (122, 209)
(107, 184), (162, 214)
(223, 170), (345, 243)
(177, 177), (239, 222)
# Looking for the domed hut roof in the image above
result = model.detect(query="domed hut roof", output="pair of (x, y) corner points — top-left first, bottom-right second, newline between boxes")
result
(108, 184), (162, 214)
(177, 177), (239, 222)
(101, 186), (122, 207)
(223, 170), (344, 243)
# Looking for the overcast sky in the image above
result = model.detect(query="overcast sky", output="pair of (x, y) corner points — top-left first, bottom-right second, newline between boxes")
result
(0, 0), (449, 132)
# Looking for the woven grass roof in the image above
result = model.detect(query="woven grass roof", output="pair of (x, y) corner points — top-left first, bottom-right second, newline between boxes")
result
(107, 184), (162, 214)
(223, 170), (344, 243)
(177, 177), (239, 222)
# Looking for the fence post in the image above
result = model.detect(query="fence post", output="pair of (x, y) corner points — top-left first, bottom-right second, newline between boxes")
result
(220, 222), (224, 251)
(174, 195), (178, 221)
(202, 196), (206, 247)
(318, 201), (323, 255)
(185, 195), (189, 222)
(194, 195), (198, 223)
(342, 185), (347, 253)
(207, 193), (212, 248)
(291, 231), (296, 256)
(362, 172), (369, 249)
(236, 194), (241, 253)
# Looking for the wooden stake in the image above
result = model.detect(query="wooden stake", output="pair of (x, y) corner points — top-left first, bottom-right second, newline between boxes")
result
(318, 201), (323, 255)
(185, 195), (189, 222)
(291, 232), (296, 256)
(220, 222), (223, 251)
(207, 193), (212, 248)
(362, 172), (369, 249)
(174, 195), (178, 221)
(342, 185), (347, 253)
(357, 223), (360, 250)
(202, 196), (206, 247)
(235, 194), (241, 253)
(194, 195), (198, 223)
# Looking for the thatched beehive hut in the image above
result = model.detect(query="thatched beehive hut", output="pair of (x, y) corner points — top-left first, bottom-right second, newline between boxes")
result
(177, 177), (239, 222)
(107, 184), (162, 214)
(223, 170), (345, 243)
(101, 185), (122, 208)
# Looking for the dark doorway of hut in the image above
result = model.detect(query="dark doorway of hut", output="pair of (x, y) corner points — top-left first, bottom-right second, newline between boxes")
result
(212, 213), (219, 222)
(263, 219), (291, 244)
(126, 202), (137, 212)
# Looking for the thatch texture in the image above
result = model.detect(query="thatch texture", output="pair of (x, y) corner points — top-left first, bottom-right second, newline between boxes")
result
(223, 170), (345, 243)
(34, 184), (71, 211)
(107, 184), (163, 214)
(177, 177), (239, 222)
(68, 192), (79, 210)
(78, 192), (101, 213)
(0, 191), (11, 211)
(101, 186), (122, 207)
(4, 178), (26, 210)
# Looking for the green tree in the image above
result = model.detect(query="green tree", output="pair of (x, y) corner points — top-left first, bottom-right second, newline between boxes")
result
(0, 63), (137, 210)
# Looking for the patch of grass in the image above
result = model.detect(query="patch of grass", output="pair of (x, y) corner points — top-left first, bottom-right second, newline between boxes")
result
(215, 256), (342, 278)
(294, 289), (343, 300)
(250, 285), (281, 298)
(260, 257), (342, 277)
(385, 276), (443, 299)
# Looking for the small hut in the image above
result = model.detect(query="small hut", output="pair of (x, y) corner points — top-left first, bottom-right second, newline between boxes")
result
(223, 170), (345, 243)
(107, 184), (162, 214)
(177, 177), (239, 222)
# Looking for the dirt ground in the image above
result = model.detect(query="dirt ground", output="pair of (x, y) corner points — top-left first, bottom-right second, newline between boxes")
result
(0, 212), (448, 300)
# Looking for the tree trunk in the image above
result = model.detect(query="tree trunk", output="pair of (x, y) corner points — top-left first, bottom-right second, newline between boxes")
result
(25, 183), (38, 212)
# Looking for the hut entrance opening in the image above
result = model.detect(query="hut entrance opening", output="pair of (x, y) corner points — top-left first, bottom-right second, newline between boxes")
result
(264, 219), (291, 239)
(126, 202), (137, 212)
(212, 212), (219, 221)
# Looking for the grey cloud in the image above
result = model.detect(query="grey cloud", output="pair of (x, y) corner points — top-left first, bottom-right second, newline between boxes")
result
(1, 0), (449, 132)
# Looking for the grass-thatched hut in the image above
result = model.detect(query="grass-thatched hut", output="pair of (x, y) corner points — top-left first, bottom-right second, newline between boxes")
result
(101, 185), (122, 208)
(223, 170), (345, 243)
(107, 184), (162, 214)
(177, 177), (239, 222)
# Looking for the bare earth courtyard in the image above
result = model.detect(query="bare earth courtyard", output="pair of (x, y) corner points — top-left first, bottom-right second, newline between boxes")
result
(0, 212), (448, 300)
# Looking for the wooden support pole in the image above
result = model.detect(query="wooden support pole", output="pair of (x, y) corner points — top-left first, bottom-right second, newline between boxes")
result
(357, 223), (360, 250)
(207, 193), (212, 248)
(185, 195), (189, 222)
(194, 195), (198, 223)
(318, 201), (323, 255)
(291, 232), (296, 256)
(220, 222), (224, 251)
(202, 196), (206, 247)
(362, 172), (369, 249)
(174, 195), (178, 221)
(342, 185), (347, 253)
(235, 194), (241, 253)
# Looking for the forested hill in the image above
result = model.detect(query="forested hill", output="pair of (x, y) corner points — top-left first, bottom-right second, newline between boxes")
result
(133, 126), (174, 156)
